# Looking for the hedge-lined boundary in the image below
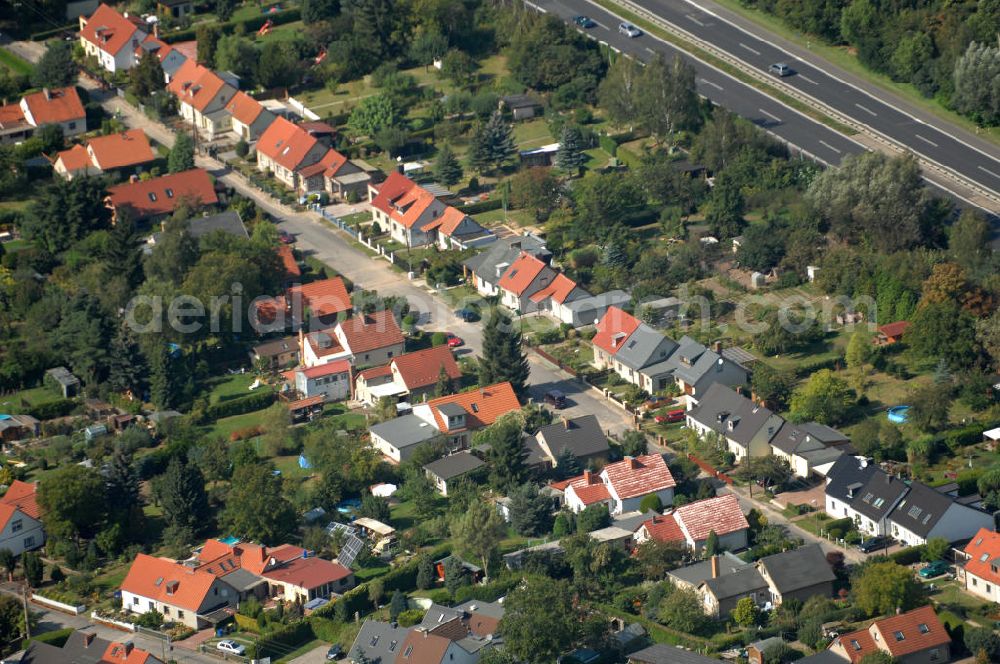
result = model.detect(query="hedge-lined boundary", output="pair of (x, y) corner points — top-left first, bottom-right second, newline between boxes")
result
(161, 8), (301, 43)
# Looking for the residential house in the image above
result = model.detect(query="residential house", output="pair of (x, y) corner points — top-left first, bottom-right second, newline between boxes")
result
(348, 620), (412, 663)
(560, 454), (675, 516)
(875, 321), (910, 346)
(53, 128), (155, 180)
(886, 480), (994, 547)
(46, 366), (80, 397)
(0, 480), (44, 555)
(846, 471), (910, 537)
(769, 421), (850, 478)
(757, 544), (836, 606)
(559, 289), (632, 329)
(349, 608), (499, 664)
(100, 641), (163, 664)
(523, 414), (610, 471)
(299, 310), (405, 369)
(501, 94), (541, 120)
(828, 605), (950, 664)
(0, 87), (86, 144)
(496, 251), (557, 314)
(135, 34), (187, 81)
(628, 644), (721, 664)
(259, 550), (354, 604)
(183, 210), (248, 242)
(369, 382), (520, 462)
(18, 628), (164, 664)
(251, 336), (299, 369)
(157, 0), (193, 20)
(699, 562), (769, 618)
(290, 359), (352, 403)
(286, 276), (353, 328)
(686, 384), (783, 461)
(0, 413), (40, 442)
(354, 345), (461, 405)
(662, 337), (749, 405)
(959, 528), (1000, 603)
(254, 117), (330, 193)
(316, 148), (374, 201)
(166, 60), (237, 139)
(424, 452), (486, 496)
(668, 551), (747, 594)
(107, 168), (218, 223)
(120, 554), (237, 629)
(824, 455), (879, 521)
(79, 4), (148, 73)
(527, 273), (589, 325)
(634, 494), (748, 552)
(225, 91), (276, 141)
(463, 234), (549, 298)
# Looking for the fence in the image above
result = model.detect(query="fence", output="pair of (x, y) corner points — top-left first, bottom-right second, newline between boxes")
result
(92, 612), (136, 631)
(286, 97), (320, 122)
(688, 452), (734, 485)
(317, 208), (416, 273)
(31, 594), (85, 615)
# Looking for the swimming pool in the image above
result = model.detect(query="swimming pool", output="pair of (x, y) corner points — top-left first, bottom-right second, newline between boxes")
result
(887, 406), (910, 424)
(218, 536), (240, 545)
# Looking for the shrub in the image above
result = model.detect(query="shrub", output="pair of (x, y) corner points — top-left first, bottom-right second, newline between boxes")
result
(204, 391), (275, 421)
(28, 628), (73, 647)
(890, 544), (926, 566)
(397, 609), (425, 627)
(230, 426), (264, 441)
(135, 610), (163, 629)
(28, 399), (77, 420)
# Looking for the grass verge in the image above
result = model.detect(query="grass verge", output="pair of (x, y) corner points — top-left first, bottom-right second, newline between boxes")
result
(0, 48), (33, 76)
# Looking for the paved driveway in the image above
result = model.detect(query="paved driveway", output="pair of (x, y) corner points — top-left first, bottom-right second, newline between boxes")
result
(288, 644), (333, 663)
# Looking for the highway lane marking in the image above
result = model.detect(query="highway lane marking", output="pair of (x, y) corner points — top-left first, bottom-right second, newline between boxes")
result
(854, 103), (877, 117)
(759, 108), (782, 122)
(685, 14), (705, 26)
(797, 74), (817, 85)
(739, 42), (761, 56)
(819, 140), (842, 154)
(914, 134), (938, 148)
(699, 78), (723, 91)
(978, 166), (1000, 180)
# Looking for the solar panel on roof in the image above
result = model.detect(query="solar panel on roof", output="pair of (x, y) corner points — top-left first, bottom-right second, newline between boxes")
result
(337, 533), (364, 568)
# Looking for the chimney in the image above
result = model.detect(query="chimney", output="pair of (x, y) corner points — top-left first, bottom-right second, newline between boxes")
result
(123, 642), (134, 655)
(627, 457), (640, 469)
(583, 470), (593, 484)
(712, 340), (722, 353)
(42, 87), (51, 100)
(83, 632), (96, 647)
(711, 555), (720, 579)
(734, 385), (742, 396)
(562, 416), (571, 430)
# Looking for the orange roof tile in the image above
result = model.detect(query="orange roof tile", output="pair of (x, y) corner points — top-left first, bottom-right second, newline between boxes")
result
(304, 329), (346, 359)
(529, 273), (578, 305)
(369, 171), (418, 217)
(21, 87), (85, 125)
(592, 306), (641, 356)
(498, 251), (549, 296)
(878, 321), (910, 338)
(101, 641), (158, 664)
(300, 359), (351, 380)
(836, 627), (878, 663)
(871, 605), (949, 658)
(963, 527), (1000, 585)
(80, 4), (145, 56)
(120, 554), (219, 612)
(563, 470), (612, 506)
(673, 494), (747, 541)
(108, 168), (218, 219)
(395, 630), (452, 663)
(260, 556), (352, 590)
(321, 149), (349, 178)
(166, 60), (230, 113)
(197, 539), (235, 562)
(287, 277), (351, 319)
(427, 382), (520, 432)
(224, 91), (264, 126)
(86, 129), (155, 170)
(421, 206), (468, 237)
(138, 34), (174, 62)
(639, 513), (685, 543)
(1, 481), (40, 519)
(602, 454), (675, 500)
(256, 116), (320, 172)
(55, 144), (92, 172)
(369, 172), (442, 230)
(338, 310), (404, 354)
(0, 103), (26, 129)
(391, 345), (461, 391)
(357, 365), (393, 381)
(276, 245), (301, 279)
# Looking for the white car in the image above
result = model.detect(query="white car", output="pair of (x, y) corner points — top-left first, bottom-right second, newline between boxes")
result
(619, 22), (642, 38)
(217, 640), (246, 656)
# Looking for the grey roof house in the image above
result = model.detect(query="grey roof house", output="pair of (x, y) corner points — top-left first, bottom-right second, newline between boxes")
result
(686, 383), (783, 461)
(850, 471), (910, 537)
(886, 479), (994, 547)
(45, 366), (80, 398)
(701, 564), (769, 618)
(756, 543), (836, 606)
(348, 620), (411, 663)
(628, 644), (721, 664)
(524, 414), (610, 470)
(665, 336), (750, 404)
(562, 289), (632, 328)
(463, 234), (549, 298)
(369, 413), (441, 463)
(185, 210), (249, 241)
(769, 421), (849, 478)
(824, 454), (879, 519)
(423, 451), (486, 496)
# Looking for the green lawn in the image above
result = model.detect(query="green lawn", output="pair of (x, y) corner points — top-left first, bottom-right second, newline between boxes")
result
(0, 48), (32, 76)
(512, 119), (554, 149)
(0, 386), (62, 415)
(199, 372), (260, 405)
(472, 207), (537, 228)
(206, 408), (271, 440)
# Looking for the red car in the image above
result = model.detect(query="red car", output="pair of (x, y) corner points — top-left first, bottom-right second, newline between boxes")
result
(278, 230), (295, 244)
(655, 408), (686, 424)
(446, 334), (463, 348)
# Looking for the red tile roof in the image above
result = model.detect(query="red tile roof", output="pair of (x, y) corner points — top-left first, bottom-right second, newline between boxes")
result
(287, 277), (351, 319)
(120, 554), (219, 612)
(602, 454), (675, 500)
(197, 539), (234, 562)
(304, 329), (346, 359)
(300, 359), (351, 380)
(370, 171), (418, 215)
(427, 382), (520, 432)
(395, 630), (451, 663)
(337, 310), (403, 354)
(138, 34), (174, 63)
(498, 251), (549, 296)
(370, 172), (442, 230)
(564, 470), (611, 506)
(260, 555), (352, 590)
(963, 527), (1000, 585)
(421, 206), (467, 237)
(592, 306), (641, 356)
(166, 60), (231, 113)
(101, 642), (157, 664)
(80, 4), (145, 56)
(225, 91), (264, 126)
(85, 129), (155, 170)
(357, 365), (393, 381)
(878, 321), (910, 338)
(529, 273), (578, 305)
(1, 481), (41, 519)
(391, 345), (461, 390)
(55, 143), (91, 172)
(21, 87), (85, 125)
(0, 103), (26, 129)
(836, 606), (949, 662)
(276, 245), (301, 280)
(836, 628), (878, 663)
(639, 513), (684, 543)
(673, 494), (747, 541)
(172, 40), (197, 61)
(108, 169), (218, 219)
(256, 117), (320, 172)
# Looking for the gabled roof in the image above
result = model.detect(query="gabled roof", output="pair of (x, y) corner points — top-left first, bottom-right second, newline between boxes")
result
(668, 551), (747, 587)
(260, 555), (352, 590)
(687, 383), (782, 448)
(166, 59), (232, 112)
(348, 620), (411, 663)
(463, 234), (549, 287)
(338, 310), (404, 354)
(563, 471), (612, 506)
(1, 480), (41, 519)
(427, 382), (520, 432)
(370, 413), (440, 449)
(535, 414), (609, 460)
(84, 129), (155, 170)
(602, 454), (675, 500)
(80, 4), (145, 56)
(674, 494), (747, 541)
(255, 116), (321, 172)
(770, 421), (830, 456)
(186, 210), (248, 240)
(613, 325), (678, 372)
(108, 168), (218, 219)
(20, 629), (112, 664)
(703, 565), (768, 601)
(395, 629), (454, 663)
(54, 143), (91, 172)
(100, 642), (160, 664)
(369, 172), (440, 230)
(0, 102), (26, 129)
(498, 251), (551, 296)
(21, 87), (85, 125)
(592, 306), (641, 356)
(224, 91), (265, 125)
(299, 359), (351, 380)
(825, 455), (878, 503)
(390, 345), (461, 391)
(850, 471), (908, 523)
(422, 206), (476, 238)
(628, 644), (721, 664)
(877, 321), (910, 338)
(639, 513), (684, 543)
(887, 480), (958, 539)
(287, 277), (351, 319)
(758, 543), (835, 593)
(276, 245), (300, 280)
(834, 605), (948, 663)
(424, 451), (486, 481)
(120, 554), (219, 612)
(528, 273), (579, 305)
(962, 528), (1000, 584)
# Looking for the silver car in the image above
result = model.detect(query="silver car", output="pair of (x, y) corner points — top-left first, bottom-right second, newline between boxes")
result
(619, 22), (642, 38)
(768, 63), (792, 77)
(217, 639), (246, 656)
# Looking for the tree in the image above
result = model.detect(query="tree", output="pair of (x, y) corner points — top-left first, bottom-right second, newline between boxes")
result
(978, 309), (1000, 371)
(221, 464), (296, 544)
(168, 132), (195, 173)
(705, 172), (745, 239)
(359, 495), (391, 523)
(751, 363), (795, 410)
(636, 54), (701, 144)
(846, 329), (873, 392)
(195, 25), (222, 65)
(555, 124), (586, 175)
(953, 41), (1000, 125)
(500, 578), (583, 663)
(738, 456), (792, 492)
(144, 217), (200, 285)
(153, 457), (209, 534)
(214, 0), (237, 21)
(965, 626), (1000, 662)
(634, 539), (686, 580)
(507, 13), (604, 93)
(23, 177), (110, 254)
(256, 41), (302, 89)
(731, 596), (760, 627)
(852, 561), (922, 617)
(409, 28), (449, 68)
(704, 530), (720, 556)
(451, 500), (506, 579)
(908, 301), (981, 369)
(0, 551), (13, 582)
(573, 172), (645, 239)
(389, 589), (406, 620)
(475, 413), (528, 490)
(509, 483), (553, 536)
(147, 343), (182, 410)
(468, 111), (516, 174)
(908, 383), (951, 433)
(441, 49), (478, 87)
(32, 41), (76, 88)
(553, 448), (582, 480)
(949, 209), (992, 277)
(598, 55), (642, 127)
(130, 50), (166, 98)
(509, 167), (559, 220)
(639, 494), (663, 513)
(0, 594), (25, 644)
(576, 504), (610, 533)
(348, 94), (399, 137)
(443, 556), (468, 597)
(657, 585), (709, 634)
(37, 465), (107, 540)
(416, 555), (435, 590)
(923, 537), (949, 562)
(432, 145), (463, 186)
(214, 35), (258, 83)
(479, 310), (529, 397)
(789, 369), (855, 426)
(22, 552), (42, 588)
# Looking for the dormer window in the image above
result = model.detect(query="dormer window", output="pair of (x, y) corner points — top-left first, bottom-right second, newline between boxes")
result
(148, 192), (157, 202)
(165, 188), (174, 198)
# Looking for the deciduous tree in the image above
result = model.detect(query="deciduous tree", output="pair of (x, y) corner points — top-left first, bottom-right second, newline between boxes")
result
(32, 41), (76, 88)
(789, 369), (855, 426)
(852, 561), (922, 617)
(221, 464), (296, 544)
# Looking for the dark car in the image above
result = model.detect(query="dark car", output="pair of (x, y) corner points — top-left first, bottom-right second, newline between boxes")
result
(857, 536), (892, 553)
(326, 644), (344, 660)
(574, 15), (596, 28)
(278, 229), (295, 244)
(455, 307), (480, 322)
(544, 389), (567, 409)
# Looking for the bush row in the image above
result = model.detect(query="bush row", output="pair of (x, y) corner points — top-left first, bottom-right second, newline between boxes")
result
(162, 8), (301, 43)
(458, 198), (503, 215)
(28, 399), (78, 420)
(203, 391), (275, 421)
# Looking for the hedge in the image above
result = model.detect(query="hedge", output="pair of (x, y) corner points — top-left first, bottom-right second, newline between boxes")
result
(28, 628), (73, 647)
(825, 517), (854, 533)
(28, 399), (77, 421)
(792, 356), (844, 378)
(252, 620), (313, 659)
(161, 8), (301, 43)
(459, 199), (503, 215)
(889, 544), (926, 566)
(942, 425), (982, 451)
(234, 613), (261, 634)
(598, 134), (618, 157)
(204, 391), (275, 421)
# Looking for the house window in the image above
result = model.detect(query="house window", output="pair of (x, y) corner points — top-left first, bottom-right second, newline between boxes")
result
(893, 631), (905, 642)
(387, 351), (393, 358)
(23, 537), (34, 549)
(68, 122), (76, 130)
(918, 624), (930, 634)
(133, 596), (139, 605)
(11, 520), (22, 533)
(929, 649), (940, 661)
(987, 584), (992, 593)
(148, 601), (155, 610)
(972, 578), (978, 586)
(177, 610), (184, 619)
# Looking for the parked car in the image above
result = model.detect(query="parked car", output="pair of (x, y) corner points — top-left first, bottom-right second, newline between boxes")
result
(768, 63), (792, 77)
(574, 15), (596, 28)
(919, 560), (950, 578)
(644, 395), (670, 411)
(619, 22), (642, 38)
(455, 307), (479, 322)
(277, 229), (295, 244)
(857, 536), (893, 553)
(326, 644), (345, 660)
(655, 408), (686, 424)
(544, 389), (567, 408)
(217, 640), (246, 656)
(446, 333), (464, 348)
